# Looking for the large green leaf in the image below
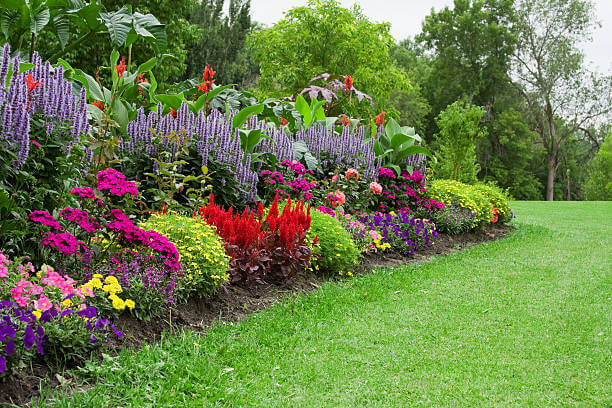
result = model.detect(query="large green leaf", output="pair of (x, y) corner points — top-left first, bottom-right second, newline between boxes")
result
(155, 93), (184, 110)
(52, 14), (70, 48)
(136, 57), (156, 74)
(232, 104), (264, 131)
(395, 146), (433, 162)
(294, 95), (311, 127)
(389, 133), (416, 150)
(206, 83), (234, 102)
(99, 6), (132, 48)
(111, 98), (129, 130)
(30, 7), (50, 36)
(132, 12), (166, 52)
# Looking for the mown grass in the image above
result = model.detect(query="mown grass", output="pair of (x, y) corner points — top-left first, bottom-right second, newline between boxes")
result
(38, 202), (612, 407)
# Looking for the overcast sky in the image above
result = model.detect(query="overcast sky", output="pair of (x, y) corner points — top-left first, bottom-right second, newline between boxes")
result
(249, 0), (612, 73)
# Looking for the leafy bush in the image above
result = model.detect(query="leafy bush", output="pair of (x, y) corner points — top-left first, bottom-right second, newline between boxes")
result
(426, 179), (512, 228)
(140, 214), (229, 297)
(585, 133), (612, 200)
(376, 167), (446, 214)
(421, 201), (476, 235)
(198, 194), (312, 285)
(358, 210), (438, 255)
(308, 209), (360, 276)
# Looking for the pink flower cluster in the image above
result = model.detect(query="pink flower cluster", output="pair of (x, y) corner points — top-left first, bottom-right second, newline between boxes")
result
(8, 264), (86, 311)
(59, 208), (99, 233)
(107, 209), (181, 272)
(28, 211), (64, 231)
(260, 169), (316, 200)
(280, 160), (314, 175)
(70, 187), (95, 198)
(40, 231), (86, 255)
(378, 168), (396, 178)
(97, 168), (138, 197)
(0, 252), (9, 279)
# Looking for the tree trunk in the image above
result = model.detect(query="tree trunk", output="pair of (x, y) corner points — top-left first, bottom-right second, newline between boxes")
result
(546, 155), (556, 201)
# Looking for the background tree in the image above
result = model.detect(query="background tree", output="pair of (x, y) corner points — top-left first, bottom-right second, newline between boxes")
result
(185, 0), (258, 88)
(584, 133), (612, 200)
(512, 0), (612, 200)
(433, 100), (487, 183)
(248, 0), (411, 116)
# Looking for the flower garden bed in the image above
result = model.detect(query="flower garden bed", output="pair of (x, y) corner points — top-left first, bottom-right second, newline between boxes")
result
(0, 223), (512, 407)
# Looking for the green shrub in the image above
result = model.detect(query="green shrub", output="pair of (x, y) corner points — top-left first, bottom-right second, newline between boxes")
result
(308, 210), (360, 276)
(140, 214), (229, 297)
(426, 179), (511, 228)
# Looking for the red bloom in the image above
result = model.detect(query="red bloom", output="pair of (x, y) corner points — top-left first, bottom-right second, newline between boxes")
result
(136, 73), (148, 84)
(280, 118), (288, 126)
(344, 74), (353, 91)
(25, 74), (43, 93)
(92, 100), (105, 112)
(197, 81), (209, 94)
(376, 111), (386, 126)
(199, 65), (216, 94)
(341, 114), (350, 126)
(170, 108), (177, 118)
(115, 57), (126, 78)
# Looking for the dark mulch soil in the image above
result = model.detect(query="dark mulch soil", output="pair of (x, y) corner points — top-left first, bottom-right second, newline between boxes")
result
(0, 224), (513, 407)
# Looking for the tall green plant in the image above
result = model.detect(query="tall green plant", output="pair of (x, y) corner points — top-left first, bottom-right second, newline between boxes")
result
(374, 117), (432, 175)
(433, 100), (486, 184)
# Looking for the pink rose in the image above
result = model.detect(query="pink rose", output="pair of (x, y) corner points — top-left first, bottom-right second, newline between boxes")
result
(369, 182), (383, 195)
(334, 190), (346, 205)
(345, 168), (359, 180)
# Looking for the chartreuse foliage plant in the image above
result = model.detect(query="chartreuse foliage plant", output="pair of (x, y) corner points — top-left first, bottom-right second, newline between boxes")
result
(307, 209), (359, 276)
(139, 214), (229, 297)
(426, 179), (511, 228)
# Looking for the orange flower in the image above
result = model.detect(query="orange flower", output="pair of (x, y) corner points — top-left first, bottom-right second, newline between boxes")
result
(170, 108), (177, 118)
(376, 111), (386, 126)
(25, 74), (43, 93)
(280, 118), (288, 126)
(341, 114), (350, 126)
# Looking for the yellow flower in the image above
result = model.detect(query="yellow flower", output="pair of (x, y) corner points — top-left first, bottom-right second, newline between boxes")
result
(125, 299), (135, 310)
(32, 310), (41, 320)
(61, 299), (73, 307)
(105, 275), (118, 285)
(93, 273), (103, 279)
(111, 296), (126, 310)
(90, 278), (103, 289)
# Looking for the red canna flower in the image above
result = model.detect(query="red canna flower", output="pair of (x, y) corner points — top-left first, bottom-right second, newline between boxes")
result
(341, 114), (350, 126)
(197, 81), (209, 94)
(280, 117), (288, 126)
(92, 100), (105, 112)
(344, 74), (353, 91)
(115, 57), (126, 78)
(170, 108), (177, 118)
(376, 111), (386, 126)
(25, 74), (43, 93)
(136, 73), (148, 84)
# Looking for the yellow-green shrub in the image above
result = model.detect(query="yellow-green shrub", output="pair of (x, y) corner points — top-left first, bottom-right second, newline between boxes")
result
(307, 210), (360, 276)
(140, 214), (229, 296)
(426, 179), (511, 228)
(470, 183), (512, 223)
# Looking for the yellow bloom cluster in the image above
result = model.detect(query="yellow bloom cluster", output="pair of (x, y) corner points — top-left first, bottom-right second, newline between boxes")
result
(82, 274), (135, 311)
(373, 238), (391, 251)
(426, 180), (511, 227)
(140, 214), (230, 295)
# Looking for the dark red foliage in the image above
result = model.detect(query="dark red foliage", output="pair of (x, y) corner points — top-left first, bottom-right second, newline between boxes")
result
(198, 193), (312, 285)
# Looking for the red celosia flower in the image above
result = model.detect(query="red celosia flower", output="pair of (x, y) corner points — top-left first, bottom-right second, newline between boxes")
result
(376, 111), (386, 126)
(92, 100), (105, 112)
(341, 114), (350, 126)
(25, 74), (43, 93)
(280, 118), (288, 126)
(344, 74), (353, 91)
(170, 108), (177, 118)
(115, 57), (126, 78)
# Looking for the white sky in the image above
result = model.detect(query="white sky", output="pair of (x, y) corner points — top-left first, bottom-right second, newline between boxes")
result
(249, 0), (612, 74)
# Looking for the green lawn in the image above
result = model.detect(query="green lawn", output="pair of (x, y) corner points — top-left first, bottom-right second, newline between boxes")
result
(40, 202), (612, 407)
